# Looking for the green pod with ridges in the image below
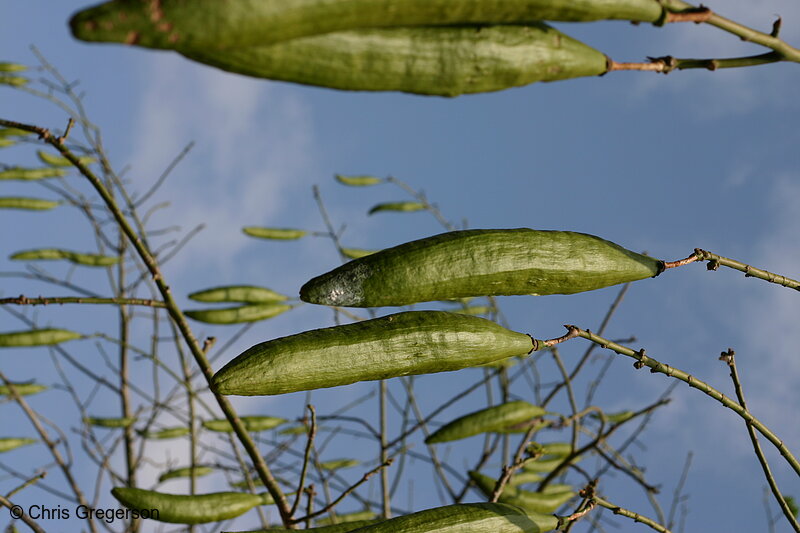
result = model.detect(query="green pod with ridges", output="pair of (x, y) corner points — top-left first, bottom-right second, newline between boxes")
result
(188, 285), (287, 304)
(368, 201), (425, 215)
(426, 401), (545, 444)
(320, 458), (360, 471)
(0, 437), (37, 453)
(202, 416), (286, 433)
(212, 311), (536, 396)
(228, 520), (382, 533)
(159, 466), (214, 483)
(181, 24), (608, 97)
(137, 426), (190, 439)
(335, 174), (383, 186)
(36, 149), (96, 167)
(469, 472), (575, 514)
(0, 382), (47, 396)
(84, 416), (137, 428)
(70, 0), (664, 50)
(301, 228), (662, 307)
(317, 510), (376, 526)
(0, 197), (61, 210)
(185, 303), (292, 324)
(243, 227), (307, 240)
(344, 502), (555, 532)
(111, 487), (269, 525)
(0, 328), (82, 348)
(10, 248), (120, 267)
(0, 166), (68, 180)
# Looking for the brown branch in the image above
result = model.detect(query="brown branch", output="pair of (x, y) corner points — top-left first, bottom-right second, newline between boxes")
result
(0, 295), (166, 307)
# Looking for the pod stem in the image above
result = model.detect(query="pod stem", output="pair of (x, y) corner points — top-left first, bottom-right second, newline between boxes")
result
(608, 52), (783, 73)
(564, 326), (800, 479)
(693, 248), (800, 291)
(0, 117), (296, 528)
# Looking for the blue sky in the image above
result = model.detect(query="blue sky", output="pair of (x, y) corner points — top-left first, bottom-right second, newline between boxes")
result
(2, 1), (800, 532)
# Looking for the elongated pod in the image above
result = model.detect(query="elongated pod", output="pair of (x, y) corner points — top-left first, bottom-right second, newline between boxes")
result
(202, 416), (286, 433)
(0, 438), (37, 453)
(180, 24), (608, 97)
(426, 401), (545, 444)
(0, 329), (81, 347)
(212, 311), (536, 396)
(469, 472), (575, 514)
(111, 487), (269, 524)
(301, 229), (662, 307)
(70, 0), (665, 50)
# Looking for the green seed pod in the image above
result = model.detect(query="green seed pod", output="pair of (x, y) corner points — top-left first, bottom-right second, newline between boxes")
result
(0, 127), (31, 137)
(189, 285), (287, 304)
(228, 519), (382, 533)
(426, 401), (545, 444)
(335, 174), (383, 186)
(0, 166), (69, 180)
(36, 149), (96, 167)
(0, 197), (61, 210)
(137, 426), (191, 439)
(0, 138), (15, 148)
(213, 311), (536, 396)
(0, 75), (27, 86)
(341, 248), (378, 260)
(111, 487), (269, 524)
(0, 382), (47, 396)
(469, 472), (575, 514)
(335, 502), (556, 532)
(454, 306), (492, 316)
(70, 0), (664, 50)
(278, 425), (309, 436)
(0, 437), (37, 453)
(243, 227), (307, 240)
(301, 228), (662, 307)
(368, 201), (426, 215)
(181, 24), (608, 97)
(202, 416), (286, 433)
(317, 510), (377, 526)
(159, 466), (214, 483)
(185, 303), (292, 324)
(0, 63), (26, 72)
(84, 416), (137, 428)
(0, 329), (82, 348)
(319, 458), (360, 471)
(591, 409), (635, 423)
(10, 248), (120, 267)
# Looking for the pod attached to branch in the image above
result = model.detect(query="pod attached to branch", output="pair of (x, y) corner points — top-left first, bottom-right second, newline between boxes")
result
(426, 401), (545, 444)
(111, 487), (269, 524)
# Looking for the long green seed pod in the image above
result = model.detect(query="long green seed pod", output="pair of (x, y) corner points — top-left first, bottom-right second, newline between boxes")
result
(426, 401), (545, 444)
(301, 228), (662, 307)
(341, 502), (556, 532)
(202, 416), (286, 433)
(317, 510), (377, 526)
(213, 311), (536, 396)
(469, 472), (575, 514)
(188, 285), (287, 304)
(368, 201), (426, 215)
(36, 149), (96, 167)
(0, 197), (61, 210)
(335, 174), (383, 186)
(0, 63), (27, 72)
(180, 24), (608, 97)
(84, 416), (137, 428)
(158, 466), (214, 483)
(341, 248), (378, 259)
(319, 458), (360, 471)
(10, 248), (120, 267)
(0, 127), (32, 137)
(0, 167), (68, 180)
(70, 0), (665, 50)
(0, 329), (82, 348)
(185, 303), (292, 324)
(243, 227), (307, 240)
(0, 438), (37, 453)
(137, 426), (191, 439)
(227, 520), (382, 533)
(111, 487), (269, 524)
(0, 383), (47, 396)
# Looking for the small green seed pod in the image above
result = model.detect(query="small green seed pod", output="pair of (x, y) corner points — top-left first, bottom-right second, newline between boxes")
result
(0, 197), (61, 210)
(316, 510), (377, 526)
(0, 329), (81, 348)
(0, 383), (47, 396)
(0, 127), (31, 137)
(213, 311), (536, 396)
(70, 0), (665, 50)
(368, 201), (426, 215)
(36, 149), (96, 167)
(469, 472), (575, 514)
(202, 416), (286, 433)
(426, 401), (545, 444)
(301, 228), (662, 307)
(341, 248), (378, 259)
(137, 426), (191, 439)
(181, 24), (608, 97)
(0, 63), (27, 72)
(0, 139), (15, 148)
(0, 437), (37, 453)
(84, 416), (137, 428)
(319, 458), (360, 471)
(335, 174), (383, 186)
(158, 466), (214, 483)
(188, 285), (287, 304)
(0, 167), (68, 180)
(10, 248), (120, 267)
(185, 303), (292, 324)
(111, 487), (269, 524)
(0, 75), (27, 86)
(243, 227), (307, 240)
